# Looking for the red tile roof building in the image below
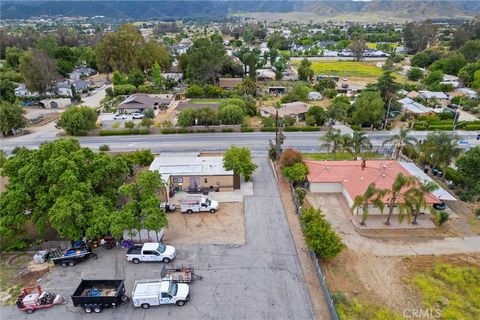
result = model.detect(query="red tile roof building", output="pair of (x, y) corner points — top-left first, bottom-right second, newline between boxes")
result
(306, 160), (438, 213)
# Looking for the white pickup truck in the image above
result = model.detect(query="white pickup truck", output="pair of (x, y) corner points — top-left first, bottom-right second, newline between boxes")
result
(132, 279), (190, 309)
(125, 243), (176, 264)
(180, 197), (219, 214)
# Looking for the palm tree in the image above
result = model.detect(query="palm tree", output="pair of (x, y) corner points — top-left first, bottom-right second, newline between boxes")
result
(341, 134), (353, 156)
(351, 182), (387, 226)
(237, 76), (256, 96)
(321, 129), (344, 160)
(400, 180), (439, 225)
(351, 131), (372, 157)
(419, 132), (461, 177)
(382, 127), (417, 160)
(384, 173), (416, 225)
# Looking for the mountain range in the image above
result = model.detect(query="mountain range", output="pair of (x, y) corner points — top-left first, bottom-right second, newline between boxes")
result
(1, 1), (480, 21)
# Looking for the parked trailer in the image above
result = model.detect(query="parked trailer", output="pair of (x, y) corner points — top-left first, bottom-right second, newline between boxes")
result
(160, 265), (203, 283)
(71, 280), (129, 313)
(47, 246), (96, 267)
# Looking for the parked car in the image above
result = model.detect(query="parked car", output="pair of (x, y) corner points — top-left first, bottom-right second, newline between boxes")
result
(126, 242), (176, 264)
(113, 114), (127, 120)
(131, 279), (190, 309)
(131, 112), (144, 119)
(433, 202), (446, 210)
(447, 104), (460, 110)
(180, 196), (219, 214)
(71, 280), (129, 313)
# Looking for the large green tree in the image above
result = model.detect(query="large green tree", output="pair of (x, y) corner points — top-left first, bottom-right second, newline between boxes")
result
(0, 79), (16, 103)
(185, 38), (226, 84)
(351, 183), (387, 225)
(19, 50), (59, 95)
(218, 104), (244, 125)
(56, 106), (98, 136)
(351, 91), (385, 127)
(419, 132), (461, 175)
(113, 171), (168, 237)
(223, 145), (257, 181)
(455, 146), (480, 196)
(300, 207), (344, 259)
(0, 101), (27, 136)
(298, 58), (314, 81)
(0, 139), (131, 241)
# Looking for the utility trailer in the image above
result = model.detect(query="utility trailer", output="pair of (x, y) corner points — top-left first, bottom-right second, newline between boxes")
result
(71, 279), (129, 313)
(160, 265), (203, 283)
(47, 246), (96, 267)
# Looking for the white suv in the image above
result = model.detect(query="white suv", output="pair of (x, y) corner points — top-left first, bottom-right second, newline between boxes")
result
(131, 112), (144, 119)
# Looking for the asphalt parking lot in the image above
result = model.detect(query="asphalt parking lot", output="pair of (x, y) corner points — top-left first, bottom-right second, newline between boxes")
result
(1, 157), (314, 320)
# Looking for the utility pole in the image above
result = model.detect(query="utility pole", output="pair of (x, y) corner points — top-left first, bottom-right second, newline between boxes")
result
(383, 97), (393, 130)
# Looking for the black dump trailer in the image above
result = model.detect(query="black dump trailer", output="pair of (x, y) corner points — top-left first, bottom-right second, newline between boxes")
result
(71, 280), (129, 313)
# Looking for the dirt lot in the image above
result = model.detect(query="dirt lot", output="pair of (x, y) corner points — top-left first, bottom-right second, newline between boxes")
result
(323, 250), (480, 315)
(163, 202), (245, 245)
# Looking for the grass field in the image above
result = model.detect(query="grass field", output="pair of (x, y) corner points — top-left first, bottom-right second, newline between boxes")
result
(291, 60), (383, 78)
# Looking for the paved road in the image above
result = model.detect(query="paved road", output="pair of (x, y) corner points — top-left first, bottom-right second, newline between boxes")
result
(2, 131), (479, 155)
(0, 157), (315, 320)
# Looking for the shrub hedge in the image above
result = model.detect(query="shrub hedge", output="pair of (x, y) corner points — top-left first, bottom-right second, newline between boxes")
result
(99, 129), (149, 136)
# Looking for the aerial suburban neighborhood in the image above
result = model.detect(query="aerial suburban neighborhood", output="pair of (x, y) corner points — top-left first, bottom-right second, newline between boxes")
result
(1, 1), (480, 319)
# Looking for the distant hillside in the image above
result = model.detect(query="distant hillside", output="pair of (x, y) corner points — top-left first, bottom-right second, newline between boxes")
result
(1, 1), (480, 20)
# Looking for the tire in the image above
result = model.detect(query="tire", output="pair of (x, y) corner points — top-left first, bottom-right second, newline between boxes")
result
(162, 257), (171, 263)
(176, 300), (186, 306)
(132, 258), (140, 264)
(68, 261), (76, 267)
(94, 307), (102, 313)
(61, 262), (68, 267)
(187, 209), (193, 214)
(25, 309), (34, 314)
(141, 303), (150, 309)
(84, 307), (92, 313)
(210, 209), (216, 213)
(121, 295), (130, 303)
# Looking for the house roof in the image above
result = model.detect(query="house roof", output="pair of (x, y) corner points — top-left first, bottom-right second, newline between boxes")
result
(118, 93), (172, 110)
(419, 91), (448, 100)
(306, 160), (439, 204)
(149, 156), (233, 181)
(399, 97), (433, 114)
(280, 101), (311, 115)
(218, 78), (243, 89)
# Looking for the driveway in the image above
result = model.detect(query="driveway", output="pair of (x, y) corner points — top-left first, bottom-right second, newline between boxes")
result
(306, 193), (480, 256)
(0, 157), (314, 319)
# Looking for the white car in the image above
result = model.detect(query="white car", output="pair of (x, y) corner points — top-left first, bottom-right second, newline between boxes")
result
(131, 112), (144, 119)
(113, 114), (127, 120)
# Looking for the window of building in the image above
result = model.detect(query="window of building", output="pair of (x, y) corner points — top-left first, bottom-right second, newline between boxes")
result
(173, 177), (183, 183)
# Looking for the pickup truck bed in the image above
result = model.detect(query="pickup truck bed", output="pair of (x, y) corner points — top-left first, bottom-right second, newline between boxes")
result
(126, 246), (142, 255)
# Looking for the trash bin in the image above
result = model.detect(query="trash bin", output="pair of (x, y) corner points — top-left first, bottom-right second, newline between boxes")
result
(33, 250), (50, 264)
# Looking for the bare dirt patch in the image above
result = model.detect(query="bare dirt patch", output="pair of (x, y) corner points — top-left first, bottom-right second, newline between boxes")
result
(164, 202), (245, 245)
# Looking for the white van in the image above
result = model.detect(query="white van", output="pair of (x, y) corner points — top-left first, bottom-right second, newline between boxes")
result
(132, 280), (190, 309)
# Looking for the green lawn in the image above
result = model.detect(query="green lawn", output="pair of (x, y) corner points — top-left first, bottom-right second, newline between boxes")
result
(291, 60), (383, 78)
(302, 152), (383, 161)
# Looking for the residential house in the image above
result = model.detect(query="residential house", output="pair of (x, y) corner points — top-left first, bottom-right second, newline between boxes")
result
(419, 91), (449, 104)
(117, 93), (173, 114)
(259, 101), (311, 121)
(218, 78), (243, 90)
(398, 97), (434, 115)
(149, 155), (236, 196)
(69, 67), (96, 80)
(14, 85), (38, 97)
(256, 69), (276, 81)
(456, 88), (478, 100)
(306, 160), (454, 216)
(56, 83), (73, 97)
(440, 74), (460, 88)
